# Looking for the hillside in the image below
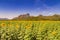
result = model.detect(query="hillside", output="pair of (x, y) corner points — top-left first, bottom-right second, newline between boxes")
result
(12, 13), (60, 21)
(0, 18), (9, 20)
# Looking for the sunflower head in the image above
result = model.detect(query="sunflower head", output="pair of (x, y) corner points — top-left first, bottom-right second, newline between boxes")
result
(51, 31), (57, 35)
(1, 23), (6, 27)
(25, 25), (31, 29)
(16, 24), (19, 29)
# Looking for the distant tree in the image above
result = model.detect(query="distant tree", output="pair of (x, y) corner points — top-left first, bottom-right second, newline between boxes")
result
(12, 13), (60, 21)
(52, 14), (60, 20)
(53, 14), (60, 17)
(26, 13), (30, 16)
(38, 14), (43, 16)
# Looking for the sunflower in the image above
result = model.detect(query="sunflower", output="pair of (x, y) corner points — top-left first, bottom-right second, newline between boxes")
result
(15, 24), (19, 29)
(51, 31), (57, 35)
(1, 23), (6, 27)
(25, 25), (31, 29)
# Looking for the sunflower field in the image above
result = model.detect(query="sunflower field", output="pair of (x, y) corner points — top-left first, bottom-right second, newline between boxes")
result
(0, 21), (60, 40)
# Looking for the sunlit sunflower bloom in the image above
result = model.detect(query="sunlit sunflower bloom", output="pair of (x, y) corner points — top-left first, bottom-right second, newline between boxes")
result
(16, 24), (19, 29)
(51, 31), (57, 35)
(1, 23), (6, 27)
(25, 25), (31, 29)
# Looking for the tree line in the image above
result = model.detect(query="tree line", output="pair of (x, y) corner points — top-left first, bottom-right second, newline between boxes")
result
(12, 13), (60, 21)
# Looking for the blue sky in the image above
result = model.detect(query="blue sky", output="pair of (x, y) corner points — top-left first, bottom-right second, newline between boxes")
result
(0, 0), (60, 19)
